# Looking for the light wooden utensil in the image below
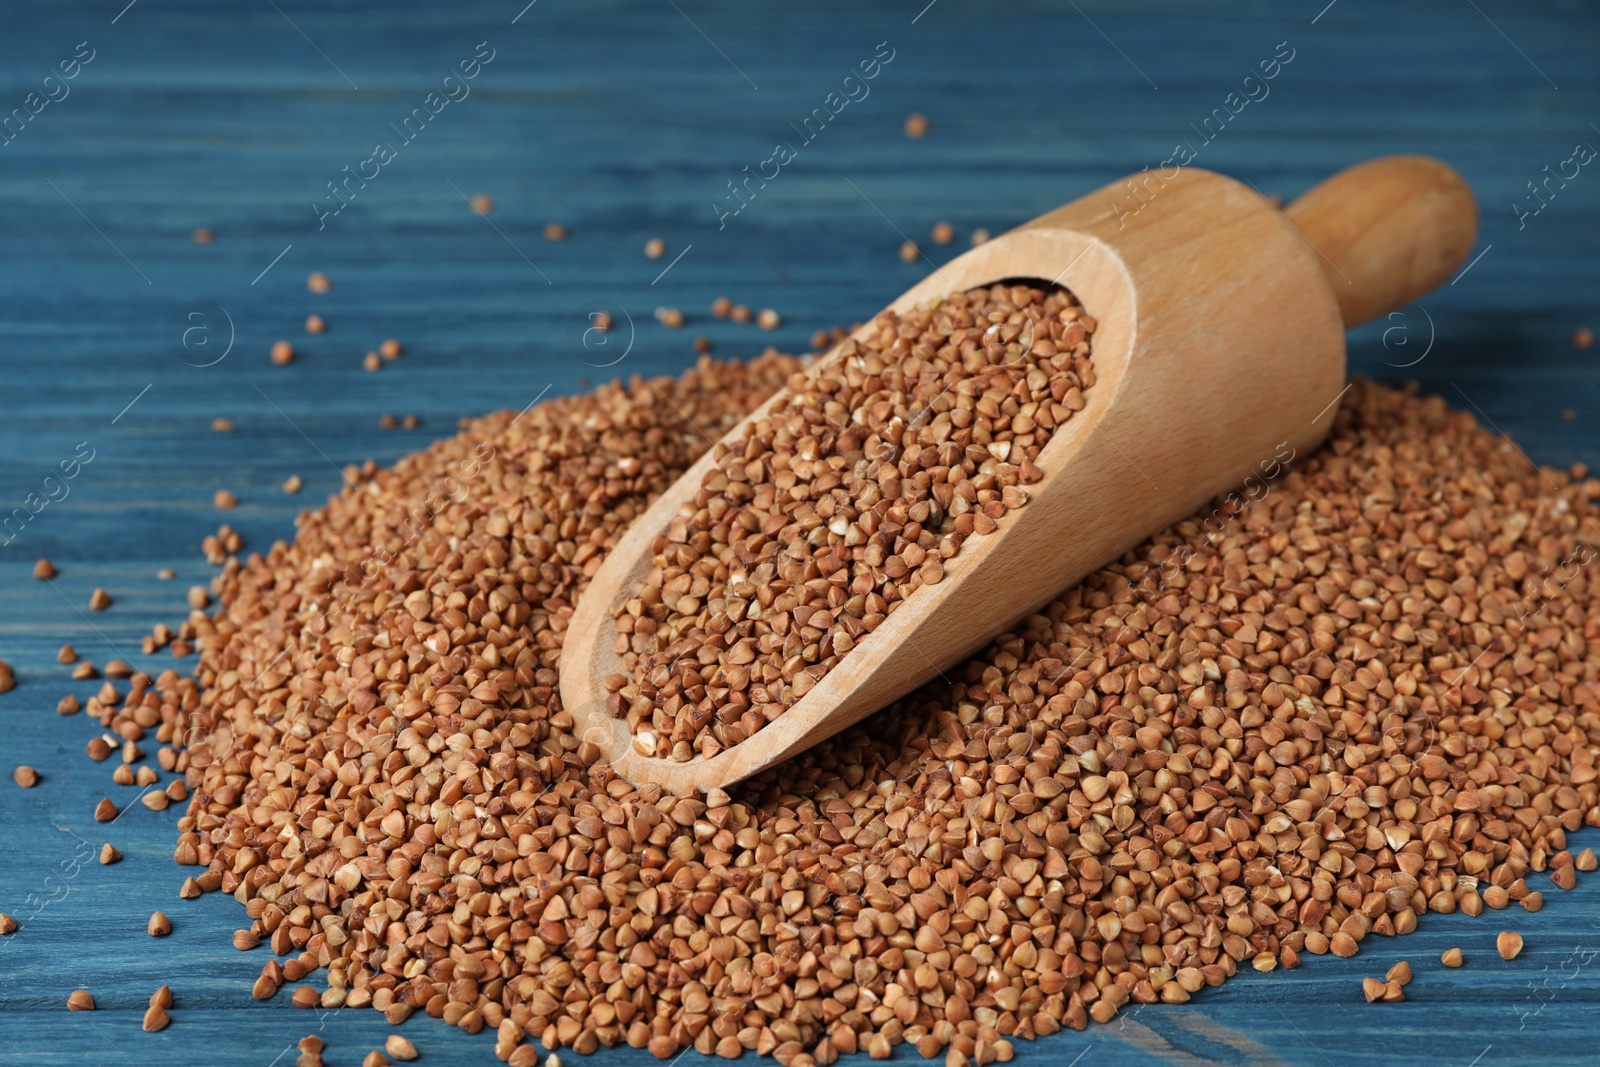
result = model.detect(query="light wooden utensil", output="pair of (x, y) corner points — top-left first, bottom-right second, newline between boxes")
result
(562, 154), (1478, 795)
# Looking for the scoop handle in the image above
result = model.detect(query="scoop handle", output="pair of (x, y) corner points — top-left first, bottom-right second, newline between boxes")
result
(1282, 154), (1478, 328)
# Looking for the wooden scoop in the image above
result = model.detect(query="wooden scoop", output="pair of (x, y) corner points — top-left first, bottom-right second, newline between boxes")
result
(562, 154), (1478, 795)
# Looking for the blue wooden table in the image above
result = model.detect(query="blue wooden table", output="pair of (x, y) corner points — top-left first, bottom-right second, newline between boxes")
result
(2, 1), (1598, 1064)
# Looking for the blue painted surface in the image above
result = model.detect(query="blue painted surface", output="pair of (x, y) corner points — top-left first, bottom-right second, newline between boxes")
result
(1, 1), (1598, 1064)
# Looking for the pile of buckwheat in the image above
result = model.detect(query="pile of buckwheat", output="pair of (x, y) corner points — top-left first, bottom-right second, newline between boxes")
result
(610, 284), (1096, 762)
(97, 351), (1600, 1066)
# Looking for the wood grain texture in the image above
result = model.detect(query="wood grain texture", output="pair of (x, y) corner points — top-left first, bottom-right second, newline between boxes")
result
(1283, 155), (1480, 327)
(2, 1), (1599, 1065)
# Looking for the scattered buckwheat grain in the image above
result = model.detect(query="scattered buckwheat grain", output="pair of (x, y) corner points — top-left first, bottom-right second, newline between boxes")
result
(1498, 932), (1524, 960)
(12, 766), (38, 788)
(307, 272), (332, 294)
(33, 558), (55, 579)
(905, 112), (928, 137)
(272, 341), (295, 366)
